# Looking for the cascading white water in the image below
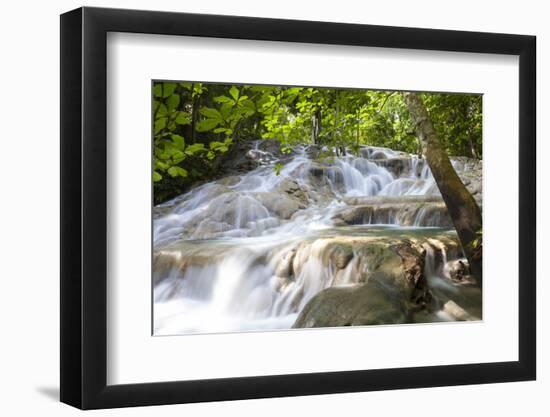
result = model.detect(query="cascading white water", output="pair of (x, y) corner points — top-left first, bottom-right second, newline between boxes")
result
(153, 144), (481, 334)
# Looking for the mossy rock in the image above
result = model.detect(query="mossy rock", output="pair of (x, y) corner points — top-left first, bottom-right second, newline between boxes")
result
(293, 279), (408, 328)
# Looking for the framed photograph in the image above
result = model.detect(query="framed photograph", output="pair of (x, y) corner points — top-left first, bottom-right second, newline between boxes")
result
(60, 6), (536, 409)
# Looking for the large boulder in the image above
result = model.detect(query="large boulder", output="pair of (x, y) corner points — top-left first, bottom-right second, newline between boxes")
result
(275, 178), (309, 206)
(291, 233), (468, 329)
(292, 279), (408, 328)
(331, 200), (453, 227)
(252, 191), (306, 220)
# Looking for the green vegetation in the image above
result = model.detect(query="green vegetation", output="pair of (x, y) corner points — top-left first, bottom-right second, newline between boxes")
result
(153, 81), (482, 203)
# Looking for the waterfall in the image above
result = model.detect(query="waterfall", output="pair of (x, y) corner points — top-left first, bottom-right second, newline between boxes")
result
(153, 144), (482, 334)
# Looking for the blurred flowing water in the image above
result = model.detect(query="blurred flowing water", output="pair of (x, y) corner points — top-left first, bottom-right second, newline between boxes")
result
(153, 143), (482, 335)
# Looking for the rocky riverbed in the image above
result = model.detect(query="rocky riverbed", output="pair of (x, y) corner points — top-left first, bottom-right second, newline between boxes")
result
(153, 140), (482, 335)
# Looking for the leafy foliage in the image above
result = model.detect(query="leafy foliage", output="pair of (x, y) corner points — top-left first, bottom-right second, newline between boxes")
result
(152, 81), (482, 203)
(152, 82), (233, 203)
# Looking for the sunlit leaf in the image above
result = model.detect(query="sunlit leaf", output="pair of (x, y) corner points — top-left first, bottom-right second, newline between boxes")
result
(167, 166), (188, 178)
(214, 96), (234, 103)
(185, 143), (206, 155)
(229, 86), (240, 101)
(196, 119), (220, 132)
(199, 107), (223, 120)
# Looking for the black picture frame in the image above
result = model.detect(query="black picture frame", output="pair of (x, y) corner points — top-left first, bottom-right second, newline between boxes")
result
(60, 6), (536, 410)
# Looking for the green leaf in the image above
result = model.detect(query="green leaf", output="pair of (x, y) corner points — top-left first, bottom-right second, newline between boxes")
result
(240, 99), (255, 113)
(153, 171), (162, 182)
(167, 166), (188, 178)
(208, 141), (229, 153)
(162, 141), (179, 156)
(162, 83), (177, 98)
(199, 107), (223, 120)
(220, 102), (234, 119)
(154, 117), (167, 134)
(156, 103), (168, 117)
(185, 143), (206, 155)
(196, 119), (220, 132)
(256, 95), (271, 109)
(166, 94), (180, 111)
(209, 141), (224, 150)
(229, 86), (240, 101)
(171, 151), (186, 164)
(170, 134), (185, 148)
(214, 95), (234, 103)
(154, 160), (168, 170)
(274, 163), (283, 176)
(153, 84), (163, 98)
(175, 112), (191, 125)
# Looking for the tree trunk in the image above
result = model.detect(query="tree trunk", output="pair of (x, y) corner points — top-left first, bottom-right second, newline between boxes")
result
(189, 83), (199, 144)
(311, 109), (321, 145)
(403, 92), (483, 286)
(333, 90), (340, 146)
(355, 110), (360, 151)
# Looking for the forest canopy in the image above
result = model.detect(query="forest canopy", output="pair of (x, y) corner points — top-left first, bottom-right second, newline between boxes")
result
(153, 81), (482, 203)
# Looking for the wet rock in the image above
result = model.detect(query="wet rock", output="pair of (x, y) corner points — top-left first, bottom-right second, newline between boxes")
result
(451, 157), (482, 201)
(447, 258), (471, 282)
(276, 178), (309, 205)
(272, 245), (298, 279)
(246, 149), (276, 165)
(215, 175), (241, 187)
(253, 192), (306, 220)
(320, 243), (354, 269)
(169, 184), (233, 212)
(289, 232), (468, 329)
(331, 200), (453, 228)
(195, 192), (270, 228)
(394, 241), (431, 306)
(371, 157), (416, 177)
(333, 246), (354, 269)
(442, 300), (478, 321)
(370, 150), (388, 160)
(394, 242), (425, 288)
(220, 142), (259, 173)
(371, 157), (403, 174)
(344, 195), (443, 206)
(192, 219), (231, 239)
(308, 162), (328, 178)
(304, 144), (322, 159)
(256, 138), (282, 155)
(153, 244), (221, 285)
(293, 280), (407, 328)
